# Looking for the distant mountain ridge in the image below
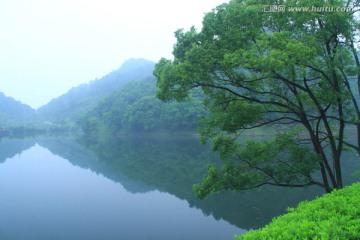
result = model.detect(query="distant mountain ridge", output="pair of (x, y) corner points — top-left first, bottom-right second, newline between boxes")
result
(0, 92), (35, 126)
(36, 58), (155, 123)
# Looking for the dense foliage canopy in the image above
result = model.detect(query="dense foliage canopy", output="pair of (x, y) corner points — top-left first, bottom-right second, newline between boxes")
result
(154, 0), (360, 197)
(237, 182), (360, 239)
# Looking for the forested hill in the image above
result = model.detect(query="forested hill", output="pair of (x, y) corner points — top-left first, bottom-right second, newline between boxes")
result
(36, 58), (155, 124)
(78, 75), (207, 134)
(0, 92), (35, 127)
(1, 58), (206, 134)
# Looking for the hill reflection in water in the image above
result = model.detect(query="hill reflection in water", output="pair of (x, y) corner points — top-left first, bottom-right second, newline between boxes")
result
(37, 135), (328, 229)
(2, 134), (358, 233)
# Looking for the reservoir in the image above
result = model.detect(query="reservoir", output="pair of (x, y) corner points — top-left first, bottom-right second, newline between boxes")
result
(0, 135), (357, 239)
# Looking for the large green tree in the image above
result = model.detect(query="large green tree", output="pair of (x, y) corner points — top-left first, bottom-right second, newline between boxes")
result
(154, 0), (360, 197)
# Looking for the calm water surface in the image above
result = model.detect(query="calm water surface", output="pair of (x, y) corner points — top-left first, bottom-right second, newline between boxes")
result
(0, 138), (243, 240)
(0, 135), (358, 240)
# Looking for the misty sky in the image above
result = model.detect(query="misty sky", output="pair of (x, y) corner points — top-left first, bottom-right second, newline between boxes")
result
(0, 0), (228, 109)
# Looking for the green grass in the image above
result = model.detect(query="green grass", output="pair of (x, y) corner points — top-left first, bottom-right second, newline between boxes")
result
(236, 182), (360, 240)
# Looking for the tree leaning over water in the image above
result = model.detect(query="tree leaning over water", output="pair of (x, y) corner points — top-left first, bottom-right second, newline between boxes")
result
(154, 0), (360, 198)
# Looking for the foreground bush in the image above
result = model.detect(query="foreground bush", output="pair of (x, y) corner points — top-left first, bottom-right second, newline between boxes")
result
(236, 183), (360, 240)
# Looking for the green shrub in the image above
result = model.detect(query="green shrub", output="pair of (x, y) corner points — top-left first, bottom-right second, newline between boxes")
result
(236, 182), (360, 240)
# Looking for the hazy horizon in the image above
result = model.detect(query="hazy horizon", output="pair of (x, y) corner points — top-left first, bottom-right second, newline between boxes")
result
(0, 0), (228, 109)
(1, 57), (154, 110)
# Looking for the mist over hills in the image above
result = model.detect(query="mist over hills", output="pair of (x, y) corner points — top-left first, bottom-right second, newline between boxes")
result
(0, 92), (35, 126)
(0, 58), (155, 129)
(36, 58), (155, 123)
(0, 58), (204, 133)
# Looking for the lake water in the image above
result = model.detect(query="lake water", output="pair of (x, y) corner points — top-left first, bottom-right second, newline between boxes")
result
(0, 135), (358, 240)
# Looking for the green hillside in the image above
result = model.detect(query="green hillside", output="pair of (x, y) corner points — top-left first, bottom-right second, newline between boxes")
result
(1, 58), (206, 135)
(36, 58), (155, 125)
(78, 75), (206, 134)
(0, 92), (35, 127)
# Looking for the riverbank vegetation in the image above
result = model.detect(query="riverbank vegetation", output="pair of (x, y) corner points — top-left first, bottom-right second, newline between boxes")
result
(237, 182), (360, 239)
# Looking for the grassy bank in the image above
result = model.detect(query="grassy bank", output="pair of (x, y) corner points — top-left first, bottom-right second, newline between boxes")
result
(236, 182), (360, 240)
